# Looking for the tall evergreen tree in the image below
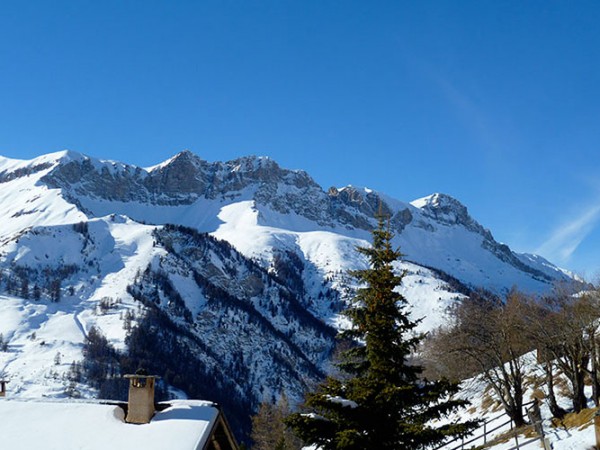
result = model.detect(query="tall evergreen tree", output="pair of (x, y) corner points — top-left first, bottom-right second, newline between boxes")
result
(286, 217), (478, 449)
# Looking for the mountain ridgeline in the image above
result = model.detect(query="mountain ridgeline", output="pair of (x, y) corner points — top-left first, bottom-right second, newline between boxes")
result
(0, 150), (578, 441)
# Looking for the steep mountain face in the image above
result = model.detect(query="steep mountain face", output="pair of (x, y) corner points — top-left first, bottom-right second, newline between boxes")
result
(42, 150), (324, 210)
(0, 150), (577, 440)
(0, 217), (338, 436)
(29, 150), (572, 291)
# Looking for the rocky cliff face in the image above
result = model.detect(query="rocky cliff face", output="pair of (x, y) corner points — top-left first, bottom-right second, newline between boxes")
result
(41, 152), (472, 237)
(414, 193), (491, 236)
(42, 151), (324, 206)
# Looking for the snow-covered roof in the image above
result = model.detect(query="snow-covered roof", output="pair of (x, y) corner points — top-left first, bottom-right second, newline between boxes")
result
(0, 399), (223, 450)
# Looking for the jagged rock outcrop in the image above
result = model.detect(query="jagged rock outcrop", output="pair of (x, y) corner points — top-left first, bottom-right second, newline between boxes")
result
(415, 193), (491, 236)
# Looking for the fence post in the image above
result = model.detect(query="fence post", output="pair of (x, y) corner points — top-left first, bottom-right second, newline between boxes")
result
(595, 409), (600, 450)
(483, 421), (487, 445)
(528, 399), (544, 437)
(527, 399), (551, 449)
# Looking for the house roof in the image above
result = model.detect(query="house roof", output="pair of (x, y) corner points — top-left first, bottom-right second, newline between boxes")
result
(0, 399), (220, 450)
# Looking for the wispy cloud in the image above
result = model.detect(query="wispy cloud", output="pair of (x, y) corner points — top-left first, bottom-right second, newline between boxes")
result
(433, 77), (492, 145)
(417, 64), (520, 166)
(536, 203), (600, 263)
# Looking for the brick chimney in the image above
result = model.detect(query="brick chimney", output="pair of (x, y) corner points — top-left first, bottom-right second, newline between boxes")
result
(124, 371), (159, 424)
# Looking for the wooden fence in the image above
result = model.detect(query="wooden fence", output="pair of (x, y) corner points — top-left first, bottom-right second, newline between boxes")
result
(432, 400), (551, 450)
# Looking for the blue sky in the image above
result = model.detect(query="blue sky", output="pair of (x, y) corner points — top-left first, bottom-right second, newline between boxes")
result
(1, 1), (600, 278)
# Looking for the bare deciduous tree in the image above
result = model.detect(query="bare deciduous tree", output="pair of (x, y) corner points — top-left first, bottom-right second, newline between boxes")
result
(251, 395), (302, 450)
(532, 287), (600, 412)
(428, 290), (531, 427)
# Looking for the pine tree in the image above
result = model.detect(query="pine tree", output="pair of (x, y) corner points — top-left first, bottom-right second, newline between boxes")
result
(286, 217), (478, 449)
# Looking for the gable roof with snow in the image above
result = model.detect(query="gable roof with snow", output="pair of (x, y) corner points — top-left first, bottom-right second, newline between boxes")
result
(0, 399), (238, 450)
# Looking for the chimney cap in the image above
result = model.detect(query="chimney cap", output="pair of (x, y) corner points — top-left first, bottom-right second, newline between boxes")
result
(124, 374), (160, 379)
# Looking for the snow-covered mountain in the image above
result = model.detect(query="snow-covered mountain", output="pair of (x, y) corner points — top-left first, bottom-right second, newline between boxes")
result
(0, 150), (578, 438)
(9, 150), (572, 287)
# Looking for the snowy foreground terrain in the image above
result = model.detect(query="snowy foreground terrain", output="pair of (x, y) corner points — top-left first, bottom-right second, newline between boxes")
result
(0, 150), (584, 442)
(429, 352), (599, 450)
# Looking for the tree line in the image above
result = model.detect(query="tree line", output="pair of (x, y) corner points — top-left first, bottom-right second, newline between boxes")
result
(425, 285), (600, 427)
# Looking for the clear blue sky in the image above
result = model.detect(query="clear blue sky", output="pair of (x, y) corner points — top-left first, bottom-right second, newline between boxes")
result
(1, 1), (600, 278)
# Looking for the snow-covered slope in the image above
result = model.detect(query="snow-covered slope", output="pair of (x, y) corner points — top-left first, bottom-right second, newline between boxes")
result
(436, 352), (599, 450)
(0, 217), (338, 436)
(31, 150), (571, 291)
(0, 150), (572, 294)
(0, 150), (580, 439)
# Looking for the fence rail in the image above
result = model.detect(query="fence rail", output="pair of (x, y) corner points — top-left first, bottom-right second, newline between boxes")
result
(432, 400), (549, 450)
(505, 436), (540, 450)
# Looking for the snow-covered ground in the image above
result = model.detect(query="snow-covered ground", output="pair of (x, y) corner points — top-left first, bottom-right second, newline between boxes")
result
(0, 216), (162, 397)
(434, 352), (599, 450)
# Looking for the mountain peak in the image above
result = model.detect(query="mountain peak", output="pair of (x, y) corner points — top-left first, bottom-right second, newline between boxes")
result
(0, 150), (92, 184)
(410, 192), (489, 235)
(227, 155), (280, 173)
(337, 185), (375, 195)
(171, 149), (198, 162)
(410, 193), (462, 210)
(148, 150), (205, 172)
(36, 149), (89, 165)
